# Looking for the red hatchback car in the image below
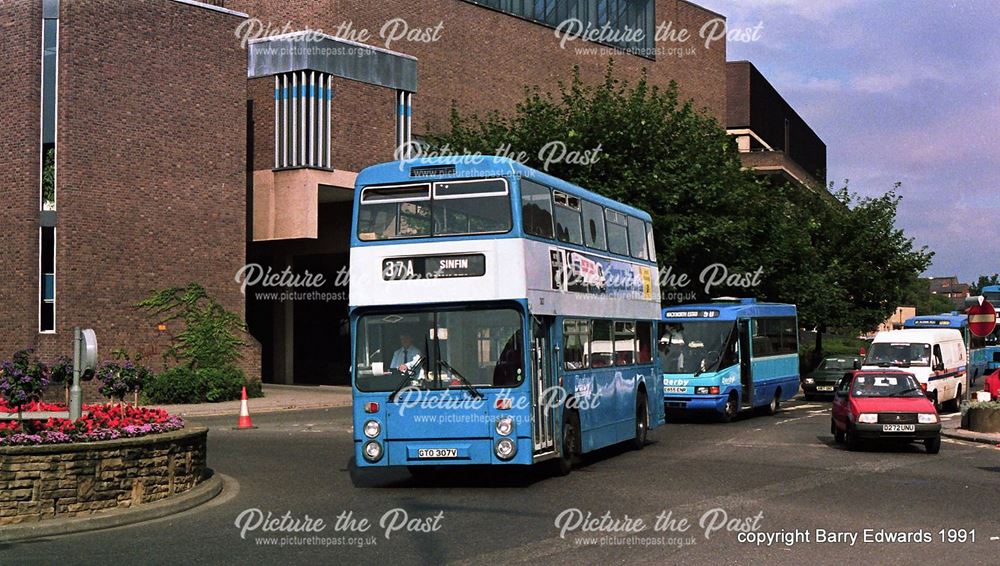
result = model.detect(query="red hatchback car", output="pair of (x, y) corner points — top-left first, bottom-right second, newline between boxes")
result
(831, 370), (941, 454)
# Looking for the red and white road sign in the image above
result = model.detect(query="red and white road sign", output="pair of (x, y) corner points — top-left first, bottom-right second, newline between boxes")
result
(968, 299), (997, 337)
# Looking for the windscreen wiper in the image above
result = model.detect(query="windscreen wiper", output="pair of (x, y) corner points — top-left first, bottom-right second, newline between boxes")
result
(388, 355), (424, 403)
(437, 359), (483, 399)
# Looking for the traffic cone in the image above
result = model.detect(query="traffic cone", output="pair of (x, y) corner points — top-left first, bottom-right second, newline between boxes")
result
(234, 386), (257, 430)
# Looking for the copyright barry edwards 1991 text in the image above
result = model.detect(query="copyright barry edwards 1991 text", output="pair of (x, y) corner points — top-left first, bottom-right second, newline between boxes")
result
(740, 528), (978, 547)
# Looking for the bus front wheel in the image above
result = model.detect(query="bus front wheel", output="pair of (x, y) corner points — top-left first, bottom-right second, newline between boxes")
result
(631, 392), (648, 450)
(556, 410), (580, 476)
(719, 392), (739, 423)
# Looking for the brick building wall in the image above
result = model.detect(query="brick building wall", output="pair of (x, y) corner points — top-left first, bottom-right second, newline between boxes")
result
(0, 0), (259, 379)
(230, 0), (728, 140)
(0, 1), (44, 362)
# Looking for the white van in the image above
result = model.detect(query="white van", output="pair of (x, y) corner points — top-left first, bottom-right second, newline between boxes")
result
(862, 329), (967, 410)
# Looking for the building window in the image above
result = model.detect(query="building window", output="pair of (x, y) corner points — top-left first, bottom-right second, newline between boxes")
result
(40, 5), (58, 333)
(39, 227), (56, 332)
(464, 0), (655, 59)
(274, 71), (333, 169)
(41, 17), (57, 210)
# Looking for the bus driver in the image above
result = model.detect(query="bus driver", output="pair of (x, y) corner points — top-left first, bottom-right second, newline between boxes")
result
(390, 333), (424, 379)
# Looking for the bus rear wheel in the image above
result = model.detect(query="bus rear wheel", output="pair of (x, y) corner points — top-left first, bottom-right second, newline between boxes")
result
(556, 410), (580, 476)
(764, 390), (781, 416)
(631, 392), (648, 450)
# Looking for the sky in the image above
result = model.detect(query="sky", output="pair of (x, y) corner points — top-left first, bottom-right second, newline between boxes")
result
(695, 0), (999, 282)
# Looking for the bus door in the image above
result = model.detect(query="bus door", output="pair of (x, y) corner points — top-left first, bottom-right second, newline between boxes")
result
(531, 316), (557, 455)
(738, 319), (753, 408)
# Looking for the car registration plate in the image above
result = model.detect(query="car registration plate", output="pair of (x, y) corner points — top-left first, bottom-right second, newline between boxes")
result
(664, 387), (687, 393)
(882, 424), (915, 432)
(817, 386), (834, 392)
(417, 448), (458, 459)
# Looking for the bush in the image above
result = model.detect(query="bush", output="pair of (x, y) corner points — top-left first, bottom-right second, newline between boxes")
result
(141, 365), (261, 404)
(142, 366), (202, 405)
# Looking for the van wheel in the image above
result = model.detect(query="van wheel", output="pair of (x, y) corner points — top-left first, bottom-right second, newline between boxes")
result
(764, 390), (781, 416)
(555, 410), (580, 476)
(631, 392), (648, 450)
(719, 392), (739, 422)
(925, 435), (941, 454)
(946, 386), (962, 413)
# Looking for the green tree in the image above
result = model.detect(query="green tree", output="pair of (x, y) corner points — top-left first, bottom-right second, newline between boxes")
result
(901, 275), (956, 315)
(970, 274), (1000, 296)
(427, 62), (933, 355)
(136, 283), (247, 370)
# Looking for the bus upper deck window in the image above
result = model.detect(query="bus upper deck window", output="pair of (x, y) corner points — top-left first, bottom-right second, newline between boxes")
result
(582, 200), (607, 250)
(553, 191), (583, 245)
(645, 221), (656, 261)
(520, 179), (554, 239)
(357, 184), (431, 240)
(627, 216), (648, 260)
(605, 209), (629, 256)
(433, 179), (511, 236)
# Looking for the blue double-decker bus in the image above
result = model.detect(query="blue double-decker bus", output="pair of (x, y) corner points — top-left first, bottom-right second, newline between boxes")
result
(349, 156), (664, 475)
(982, 285), (1000, 372)
(903, 313), (989, 382)
(660, 299), (799, 421)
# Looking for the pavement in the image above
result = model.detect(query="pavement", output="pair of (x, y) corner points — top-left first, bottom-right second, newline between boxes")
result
(5, 395), (1000, 565)
(150, 384), (352, 418)
(941, 413), (1000, 446)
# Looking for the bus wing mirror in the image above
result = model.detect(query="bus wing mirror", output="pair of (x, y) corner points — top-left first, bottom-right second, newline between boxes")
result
(852, 360), (862, 370)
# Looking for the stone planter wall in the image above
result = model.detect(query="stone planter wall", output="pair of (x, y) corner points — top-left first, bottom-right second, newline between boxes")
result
(965, 407), (1000, 433)
(0, 426), (207, 525)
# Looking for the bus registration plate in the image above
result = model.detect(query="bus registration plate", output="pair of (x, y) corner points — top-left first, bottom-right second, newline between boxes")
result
(882, 424), (915, 432)
(417, 448), (458, 459)
(664, 387), (687, 393)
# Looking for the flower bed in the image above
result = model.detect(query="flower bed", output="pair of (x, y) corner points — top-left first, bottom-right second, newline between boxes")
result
(0, 401), (184, 446)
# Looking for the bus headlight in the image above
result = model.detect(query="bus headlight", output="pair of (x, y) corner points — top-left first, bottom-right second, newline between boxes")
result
(918, 413), (939, 424)
(857, 413), (878, 424)
(495, 437), (516, 460)
(363, 420), (381, 439)
(363, 440), (383, 462)
(495, 416), (514, 436)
